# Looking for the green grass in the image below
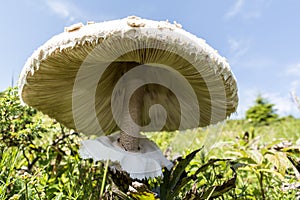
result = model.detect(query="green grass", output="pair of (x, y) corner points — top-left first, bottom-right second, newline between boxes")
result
(1, 117), (300, 199)
(147, 118), (300, 199)
(148, 118), (300, 155)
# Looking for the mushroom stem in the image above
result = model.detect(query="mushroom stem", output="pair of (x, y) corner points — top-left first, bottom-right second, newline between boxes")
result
(119, 78), (144, 152)
(119, 130), (140, 151)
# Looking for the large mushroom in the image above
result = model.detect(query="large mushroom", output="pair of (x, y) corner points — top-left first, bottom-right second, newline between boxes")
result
(18, 16), (238, 179)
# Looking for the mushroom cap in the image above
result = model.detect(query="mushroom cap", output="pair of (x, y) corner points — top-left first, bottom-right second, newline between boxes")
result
(18, 16), (238, 136)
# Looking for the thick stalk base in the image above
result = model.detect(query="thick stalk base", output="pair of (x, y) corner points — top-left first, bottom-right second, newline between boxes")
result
(119, 131), (140, 152)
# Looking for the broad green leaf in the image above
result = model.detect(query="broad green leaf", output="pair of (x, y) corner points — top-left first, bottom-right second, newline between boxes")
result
(131, 191), (157, 200)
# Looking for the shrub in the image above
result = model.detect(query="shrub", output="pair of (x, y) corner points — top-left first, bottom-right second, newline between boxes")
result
(246, 95), (279, 126)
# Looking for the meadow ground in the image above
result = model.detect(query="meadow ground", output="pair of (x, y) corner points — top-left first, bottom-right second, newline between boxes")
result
(1, 88), (300, 199)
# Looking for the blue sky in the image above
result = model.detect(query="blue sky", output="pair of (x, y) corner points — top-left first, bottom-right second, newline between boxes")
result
(1, 0), (300, 118)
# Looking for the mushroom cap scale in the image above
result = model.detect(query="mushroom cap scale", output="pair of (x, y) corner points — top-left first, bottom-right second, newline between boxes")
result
(18, 16), (238, 136)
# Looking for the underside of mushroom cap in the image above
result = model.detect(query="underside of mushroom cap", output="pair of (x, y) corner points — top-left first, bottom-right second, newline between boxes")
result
(18, 16), (238, 136)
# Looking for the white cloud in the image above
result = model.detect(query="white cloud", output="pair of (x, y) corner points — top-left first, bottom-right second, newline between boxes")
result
(225, 0), (245, 19)
(264, 92), (299, 117)
(227, 37), (278, 71)
(243, 11), (261, 19)
(42, 1), (116, 24)
(286, 63), (300, 77)
(228, 38), (250, 55)
(224, 0), (272, 20)
(45, 0), (82, 22)
(291, 80), (300, 91)
(233, 89), (300, 119)
(283, 62), (300, 92)
(227, 37), (251, 65)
